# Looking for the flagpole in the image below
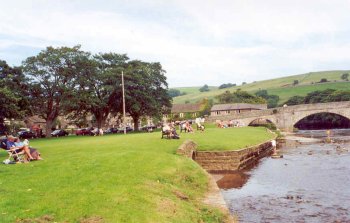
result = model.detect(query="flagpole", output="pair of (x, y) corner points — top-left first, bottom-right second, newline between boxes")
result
(122, 71), (126, 134)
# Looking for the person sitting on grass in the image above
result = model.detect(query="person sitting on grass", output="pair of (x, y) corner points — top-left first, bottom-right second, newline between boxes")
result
(6, 135), (34, 161)
(169, 122), (180, 139)
(197, 122), (205, 132)
(14, 137), (42, 160)
(185, 121), (194, 133)
(162, 122), (180, 139)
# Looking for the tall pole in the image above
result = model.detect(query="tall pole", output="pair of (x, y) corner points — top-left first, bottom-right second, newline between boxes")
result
(122, 71), (126, 134)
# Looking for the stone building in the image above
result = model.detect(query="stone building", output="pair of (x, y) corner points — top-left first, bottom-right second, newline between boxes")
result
(210, 103), (267, 117)
(164, 103), (202, 120)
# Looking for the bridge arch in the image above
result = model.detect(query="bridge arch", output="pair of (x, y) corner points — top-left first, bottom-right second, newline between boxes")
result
(248, 118), (276, 126)
(293, 111), (350, 130)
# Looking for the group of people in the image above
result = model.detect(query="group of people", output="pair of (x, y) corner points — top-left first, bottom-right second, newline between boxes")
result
(162, 119), (206, 139)
(181, 121), (194, 133)
(217, 120), (244, 128)
(2, 135), (42, 163)
(162, 122), (180, 139)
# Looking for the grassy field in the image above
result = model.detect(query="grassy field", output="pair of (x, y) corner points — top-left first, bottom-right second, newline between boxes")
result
(0, 126), (273, 223)
(172, 70), (350, 104)
(172, 86), (218, 95)
(267, 82), (350, 103)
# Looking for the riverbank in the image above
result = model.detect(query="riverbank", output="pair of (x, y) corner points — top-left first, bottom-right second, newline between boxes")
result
(217, 129), (350, 222)
(0, 126), (272, 222)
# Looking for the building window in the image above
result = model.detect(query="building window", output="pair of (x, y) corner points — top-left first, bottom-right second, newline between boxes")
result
(180, 113), (184, 118)
(193, 113), (197, 117)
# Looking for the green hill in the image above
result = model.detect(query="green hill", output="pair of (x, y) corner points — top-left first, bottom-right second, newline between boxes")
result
(172, 70), (350, 104)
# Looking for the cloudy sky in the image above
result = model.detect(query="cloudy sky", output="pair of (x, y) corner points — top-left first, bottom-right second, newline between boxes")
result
(1, 0), (350, 87)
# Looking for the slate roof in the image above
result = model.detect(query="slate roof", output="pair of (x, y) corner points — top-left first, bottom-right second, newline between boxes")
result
(171, 103), (202, 113)
(211, 103), (267, 111)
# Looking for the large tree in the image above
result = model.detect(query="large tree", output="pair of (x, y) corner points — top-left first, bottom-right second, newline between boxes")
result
(341, 73), (349, 81)
(216, 90), (266, 104)
(122, 60), (171, 130)
(0, 60), (29, 133)
(22, 46), (87, 137)
(70, 53), (128, 128)
(255, 90), (280, 108)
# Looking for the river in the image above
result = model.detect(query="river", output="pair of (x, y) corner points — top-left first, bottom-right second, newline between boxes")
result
(214, 129), (350, 223)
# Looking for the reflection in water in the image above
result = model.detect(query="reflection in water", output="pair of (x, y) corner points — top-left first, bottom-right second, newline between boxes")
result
(215, 172), (250, 189)
(218, 129), (350, 223)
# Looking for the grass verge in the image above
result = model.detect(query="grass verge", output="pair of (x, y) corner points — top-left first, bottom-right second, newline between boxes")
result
(0, 126), (273, 222)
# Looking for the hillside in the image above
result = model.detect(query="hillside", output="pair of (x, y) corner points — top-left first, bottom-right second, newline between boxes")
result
(172, 70), (350, 104)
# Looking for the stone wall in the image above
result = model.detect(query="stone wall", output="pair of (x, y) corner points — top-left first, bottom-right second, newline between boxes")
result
(194, 141), (273, 173)
(176, 140), (197, 159)
(177, 139), (274, 172)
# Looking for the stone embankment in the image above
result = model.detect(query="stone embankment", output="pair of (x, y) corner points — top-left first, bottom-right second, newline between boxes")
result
(177, 139), (274, 173)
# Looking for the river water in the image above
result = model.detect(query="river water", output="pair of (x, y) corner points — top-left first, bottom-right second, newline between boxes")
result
(215, 129), (350, 223)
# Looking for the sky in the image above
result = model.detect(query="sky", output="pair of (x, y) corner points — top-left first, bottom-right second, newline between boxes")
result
(1, 0), (350, 87)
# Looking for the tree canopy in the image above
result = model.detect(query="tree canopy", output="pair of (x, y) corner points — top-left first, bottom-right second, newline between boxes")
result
(122, 60), (171, 130)
(341, 73), (349, 81)
(216, 90), (266, 104)
(199, 84), (210, 92)
(168, 89), (186, 98)
(218, 83), (236, 89)
(22, 45), (88, 136)
(69, 52), (129, 128)
(255, 90), (280, 108)
(0, 60), (29, 132)
(283, 89), (350, 106)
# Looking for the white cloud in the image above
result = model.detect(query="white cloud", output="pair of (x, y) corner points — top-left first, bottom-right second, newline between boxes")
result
(1, 0), (350, 87)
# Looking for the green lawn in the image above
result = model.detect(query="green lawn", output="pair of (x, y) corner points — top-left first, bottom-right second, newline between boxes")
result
(180, 126), (274, 151)
(0, 126), (273, 222)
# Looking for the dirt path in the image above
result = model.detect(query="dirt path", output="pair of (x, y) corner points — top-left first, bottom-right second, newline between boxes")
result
(203, 172), (237, 223)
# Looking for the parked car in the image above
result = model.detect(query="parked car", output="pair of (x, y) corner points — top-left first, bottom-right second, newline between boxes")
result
(117, 126), (134, 133)
(105, 128), (119, 134)
(51, 129), (69, 137)
(18, 130), (36, 139)
(75, 128), (94, 136)
(141, 125), (157, 132)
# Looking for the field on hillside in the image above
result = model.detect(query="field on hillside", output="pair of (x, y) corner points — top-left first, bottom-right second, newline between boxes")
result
(0, 126), (273, 223)
(172, 70), (350, 104)
(173, 86), (218, 95)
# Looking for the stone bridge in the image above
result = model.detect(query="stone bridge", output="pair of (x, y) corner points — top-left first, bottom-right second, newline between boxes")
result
(208, 101), (350, 132)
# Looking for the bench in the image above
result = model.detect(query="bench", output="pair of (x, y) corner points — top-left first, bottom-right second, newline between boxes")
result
(161, 130), (171, 139)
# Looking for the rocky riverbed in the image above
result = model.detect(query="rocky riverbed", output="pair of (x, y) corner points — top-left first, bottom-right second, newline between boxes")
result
(214, 129), (350, 223)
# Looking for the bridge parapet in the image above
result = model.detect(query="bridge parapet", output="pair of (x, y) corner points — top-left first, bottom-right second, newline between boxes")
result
(207, 101), (350, 131)
(282, 101), (350, 112)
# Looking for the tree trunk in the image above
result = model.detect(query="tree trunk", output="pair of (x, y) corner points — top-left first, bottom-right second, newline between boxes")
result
(133, 116), (140, 131)
(0, 116), (4, 128)
(96, 116), (106, 129)
(94, 111), (108, 129)
(46, 119), (54, 138)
